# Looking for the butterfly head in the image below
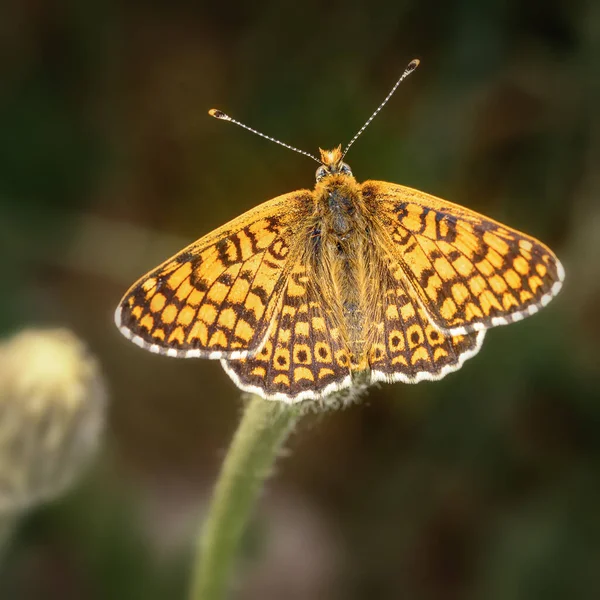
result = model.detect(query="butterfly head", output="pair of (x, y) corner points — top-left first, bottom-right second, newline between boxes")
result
(316, 145), (353, 181)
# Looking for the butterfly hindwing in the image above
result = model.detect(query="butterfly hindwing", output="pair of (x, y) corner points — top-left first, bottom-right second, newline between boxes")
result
(222, 262), (353, 401)
(363, 181), (564, 335)
(115, 190), (313, 358)
(368, 272), (485, 384)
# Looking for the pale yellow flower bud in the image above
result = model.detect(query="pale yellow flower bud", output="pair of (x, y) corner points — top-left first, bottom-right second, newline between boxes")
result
(0, 328), (106, 514)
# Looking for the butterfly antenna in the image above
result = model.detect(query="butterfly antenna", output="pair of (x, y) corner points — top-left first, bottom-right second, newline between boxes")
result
(209, 109), (321, 164)
(342, 58), (420, 158)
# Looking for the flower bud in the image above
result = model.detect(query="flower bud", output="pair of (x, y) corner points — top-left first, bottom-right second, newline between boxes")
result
(0, 329), (106, 514)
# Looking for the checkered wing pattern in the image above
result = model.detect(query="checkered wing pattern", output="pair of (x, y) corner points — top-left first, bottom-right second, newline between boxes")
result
(363, 181), (565, 336)
(222, 262), (353, 402)
(115, 190), (313, 359)
(367, 271), (485, 383)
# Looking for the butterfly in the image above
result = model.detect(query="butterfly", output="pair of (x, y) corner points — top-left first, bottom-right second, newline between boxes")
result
(115, 59), (564, 403)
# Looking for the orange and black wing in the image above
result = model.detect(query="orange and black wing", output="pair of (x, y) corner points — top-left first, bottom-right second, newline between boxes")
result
(363, 181), (564, 336)
(222, 261), (353, 402)
(367, 268), (484, 384)
(115, 190), (312, 359)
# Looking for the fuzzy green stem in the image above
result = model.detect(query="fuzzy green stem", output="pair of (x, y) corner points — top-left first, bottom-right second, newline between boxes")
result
(189, 394), (303, 600)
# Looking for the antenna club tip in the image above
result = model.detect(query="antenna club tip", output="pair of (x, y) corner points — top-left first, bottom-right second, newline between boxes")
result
(209, 108), (230, 120)
(407, 58), (420, 71)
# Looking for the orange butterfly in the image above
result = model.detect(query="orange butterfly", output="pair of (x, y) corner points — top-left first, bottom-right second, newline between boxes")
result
(115, 60), (564, 403)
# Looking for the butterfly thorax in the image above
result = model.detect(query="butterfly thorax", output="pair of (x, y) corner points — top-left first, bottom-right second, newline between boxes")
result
(314, 174), (363, 236)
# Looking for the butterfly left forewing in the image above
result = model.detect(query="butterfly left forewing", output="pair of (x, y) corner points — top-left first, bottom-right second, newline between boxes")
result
(363, 181), (564, 335)
(116, 190), (312, 358)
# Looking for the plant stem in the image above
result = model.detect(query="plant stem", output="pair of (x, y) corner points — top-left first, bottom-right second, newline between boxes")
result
(189, 394), (303, 600)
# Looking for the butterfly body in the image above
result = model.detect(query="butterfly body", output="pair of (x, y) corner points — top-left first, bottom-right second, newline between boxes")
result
(116, 146), (564, 402)
(312, 173), (363, 348)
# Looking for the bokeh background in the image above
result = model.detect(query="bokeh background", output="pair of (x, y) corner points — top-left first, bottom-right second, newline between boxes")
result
(1, 0), (599, 598)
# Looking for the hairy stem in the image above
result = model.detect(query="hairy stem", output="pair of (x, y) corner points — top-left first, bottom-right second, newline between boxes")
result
(189, 394), (303, 600)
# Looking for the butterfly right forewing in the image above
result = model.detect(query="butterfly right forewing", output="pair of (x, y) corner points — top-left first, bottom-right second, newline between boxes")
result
(364, 181), (564, 336)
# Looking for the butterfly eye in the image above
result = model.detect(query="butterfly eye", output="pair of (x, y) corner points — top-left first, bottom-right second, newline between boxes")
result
(340, 163), (352, 176)
(316, 166), (328, 181)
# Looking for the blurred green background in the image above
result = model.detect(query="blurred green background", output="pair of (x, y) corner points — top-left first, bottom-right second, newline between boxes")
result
(1, 0), (599, 598)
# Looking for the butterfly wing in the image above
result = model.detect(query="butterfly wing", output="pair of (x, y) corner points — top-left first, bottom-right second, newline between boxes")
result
(115, 190), (313, 358)
(222, 260), (353, 402)
(367, 268), (485, 383)
(363, 181), (565, 335)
